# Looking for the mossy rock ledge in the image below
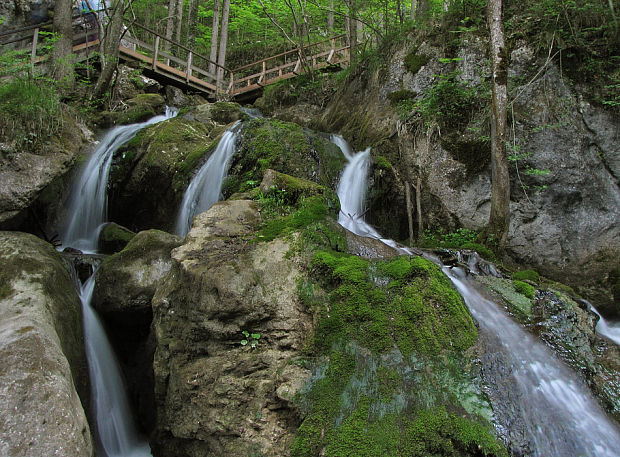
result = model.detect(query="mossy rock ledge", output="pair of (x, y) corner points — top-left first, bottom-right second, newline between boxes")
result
(140, 193), (506, 456)
(0, 231), (93, 457)
(107, 103), (241, 232)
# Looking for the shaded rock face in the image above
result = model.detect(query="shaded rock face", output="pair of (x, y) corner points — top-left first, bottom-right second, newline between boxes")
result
(92, 229), (183, 434)
(0, 231), (92, 457)
(0, 115), (92, 232)
(314, 34), (619, 309)
(150, 200), (312, 457)
(107, 105), (236, 232)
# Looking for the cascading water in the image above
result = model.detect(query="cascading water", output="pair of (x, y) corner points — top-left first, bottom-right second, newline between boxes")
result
(175, 120), (241, 237)
(80, 275), (152, 457)
(60, 107), (177, 253)
(583, 300), (620, 346)
(58, 111), (180, 456)
(333, 135), (620, 456)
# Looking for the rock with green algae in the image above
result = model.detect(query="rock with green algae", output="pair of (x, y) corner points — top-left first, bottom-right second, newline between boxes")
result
(292, 253), (507, 457)
(107, 106), (231, 232)
(229, 117), (347, 193)
(97, 93), (166, 127)
(0, 232), (93, 457)
(98, 221), (136, 254)
(92, 229), (182, 317)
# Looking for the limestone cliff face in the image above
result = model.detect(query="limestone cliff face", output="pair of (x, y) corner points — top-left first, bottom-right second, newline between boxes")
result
(0, 231), (92, 457)
(298, 34), (619, 315)
(150, 200), (313, 457)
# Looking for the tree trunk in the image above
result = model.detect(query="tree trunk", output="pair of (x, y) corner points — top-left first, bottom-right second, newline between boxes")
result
(209, 0), (221, 75)
(486, 0), (510, 249)
(416, 0), (429, 18)
(186, 0), (199, 49)
(165, 0), (175, 59)
(216, 0), (230, 93)
(405, 182), (414, 245)
(175, 0), (184, 43)
(410, 0), (417, 20)
(348, 0), (357, 60)
(328, 0), (334, 33)
(51, 0), (74, 86)
(93, 0), (126, 99)
(416, 176), (423, 243)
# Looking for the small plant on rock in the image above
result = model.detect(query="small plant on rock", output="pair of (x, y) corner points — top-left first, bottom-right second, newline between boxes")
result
(241, 330), (261, 349)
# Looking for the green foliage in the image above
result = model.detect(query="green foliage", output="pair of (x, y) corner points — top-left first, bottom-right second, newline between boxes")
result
(0, 77), (62, 152)
(512, 269), (540, 282)
(415, 70), (486, 129)
(404, 51), (430, 74)
(421, 228), (477, 249)
(387, 89), (416, 106)
(514, 280), (536, 300)
(241, 330), (261, 348)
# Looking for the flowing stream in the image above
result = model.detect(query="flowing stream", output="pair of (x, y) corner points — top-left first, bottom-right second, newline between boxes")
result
(333, 136), (620, 456)
(58, 112), (180, 456)
(175, 121), (241, 236)
(60, 107), (177, 253)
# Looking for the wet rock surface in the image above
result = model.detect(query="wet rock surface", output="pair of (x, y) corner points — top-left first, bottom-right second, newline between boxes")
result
(0, 231), (92, 457)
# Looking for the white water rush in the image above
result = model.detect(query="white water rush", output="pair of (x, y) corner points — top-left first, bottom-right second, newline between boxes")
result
(80, 276), (152, 457)
(175, 120), (241, 237)
(332, 134), (620, 456)
(60, 107), (177, 253)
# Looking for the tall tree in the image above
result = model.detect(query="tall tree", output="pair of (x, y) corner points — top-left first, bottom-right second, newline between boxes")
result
(216, 0), (230, 91)
(175, 0), (184, 43)
(486, 0), (510, 249)
(328, 0), (334, 33)
(165, 0), (176, 58)
(410, 0), (417, 20)
(93, 0), (128, 99)
(186, 0), (199, 49)
(209, 0), (221, 75)
(51, 0), (74, 86)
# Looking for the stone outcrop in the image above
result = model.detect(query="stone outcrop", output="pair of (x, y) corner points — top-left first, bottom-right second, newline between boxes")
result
(0, 114), (92, 231)
(150, 200), (313, 456)
(0, 231), (92, 457)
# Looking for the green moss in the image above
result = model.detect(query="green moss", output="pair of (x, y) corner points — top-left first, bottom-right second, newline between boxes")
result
(478, 276), (533, 320)
(512, 269), (539, 282)
(460, 242), (496, 261)
(373, 155), (394, 170)
(387, 89), (416, 106)
(404, 50), (430, 74)
(514, 280), (536, 299)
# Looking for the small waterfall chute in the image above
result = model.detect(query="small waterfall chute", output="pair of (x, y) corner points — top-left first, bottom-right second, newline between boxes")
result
(175, 120), (241, 237)
(60, 107), (177, 253)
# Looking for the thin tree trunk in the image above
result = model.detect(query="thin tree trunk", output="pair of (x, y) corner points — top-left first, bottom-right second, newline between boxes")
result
(416, 176), (423, 243)
(209, 0), (221, 75)
(328, 0), (334, 33)
(396, 0), (404, 25)
(51, 0), (74, 86)
(186, 0), (199, 49)
(93, 0), (126, 99)
(175, 0), (184, 43)
(216, 0), (230, 92)
(405, 182), (414, 245)
(416, 0), (429, 18)
(348, 0), (357, 60)
(165, 0), (175, 57)
(410, 0), (417, 20)
(486, 0), (510, 249)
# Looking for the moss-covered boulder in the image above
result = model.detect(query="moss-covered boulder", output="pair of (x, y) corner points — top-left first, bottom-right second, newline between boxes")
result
(108, 108), (231, 232)
(98, 222), (136, 254)
(180, 101), (248, 125)
(98, 93), (166, 127)
(0, 232), (93, 457)
(228, 118), (347, 194)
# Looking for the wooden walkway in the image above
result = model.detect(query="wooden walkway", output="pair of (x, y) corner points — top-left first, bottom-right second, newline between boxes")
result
(1, 20), (350, 99)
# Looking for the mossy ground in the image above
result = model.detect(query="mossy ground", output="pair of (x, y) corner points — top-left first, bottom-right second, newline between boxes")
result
(291, 251), (506, 457)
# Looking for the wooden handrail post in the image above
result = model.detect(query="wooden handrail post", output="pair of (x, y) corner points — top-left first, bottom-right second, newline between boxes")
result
(153, 35), (160, 71)
(228, 71), (234, 94)
(186, 51), (193, 83)
(30, 27), (39, 76)
(258, 60), (266, 84)
(327, 38), (335, 63)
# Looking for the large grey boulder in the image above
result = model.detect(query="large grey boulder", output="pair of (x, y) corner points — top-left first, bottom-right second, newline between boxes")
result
(0, 232), (93, 457)
(150, 200), (312, 457)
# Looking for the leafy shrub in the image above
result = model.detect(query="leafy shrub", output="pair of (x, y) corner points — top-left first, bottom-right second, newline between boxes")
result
(512, 269), (539, 282)
(0, 77), (62, 152)
(514, 280), (536, 299)
(404, 50), (430, 74)
(387, 89), (416, 105)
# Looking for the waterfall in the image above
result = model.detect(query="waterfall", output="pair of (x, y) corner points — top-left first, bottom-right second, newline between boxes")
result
(60, 107), (177, 253)
(333, 134), (620, 456)
(80, 275), (152, 457)
(583, 300), (620, 346)
(175, 121), (241, 237)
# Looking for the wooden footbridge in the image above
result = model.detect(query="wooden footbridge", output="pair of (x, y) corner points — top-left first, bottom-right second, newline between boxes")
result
(1, 19), (350, 99)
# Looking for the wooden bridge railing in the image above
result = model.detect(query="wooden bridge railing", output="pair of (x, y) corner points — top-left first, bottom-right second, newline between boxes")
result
(2, 19), (350, 97)
(229, 34), (350, 95)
